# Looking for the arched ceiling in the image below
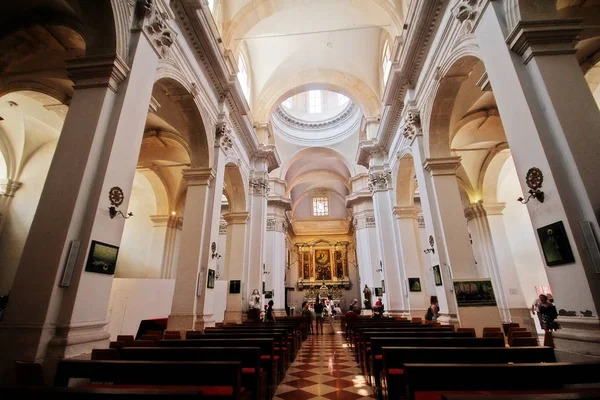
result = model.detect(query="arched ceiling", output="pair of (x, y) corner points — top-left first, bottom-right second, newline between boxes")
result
(223, 0), (403, 119)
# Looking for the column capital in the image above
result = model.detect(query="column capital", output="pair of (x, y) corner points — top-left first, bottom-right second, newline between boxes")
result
(393, 206), (420, 220)
(182, 167), (215, 186)
(506, 19), (582, 64)
(423, 157), (461, 176)
(368, 168), (392, 193)
(0, 179), (22, 197)
(483, 202), (506, 216)
(66, 54), (129, 93)
(464, 202), (487, 222)
(223, 212), (250, 225)
(150, 214), (182, 228)
(249, 174), (270, 197)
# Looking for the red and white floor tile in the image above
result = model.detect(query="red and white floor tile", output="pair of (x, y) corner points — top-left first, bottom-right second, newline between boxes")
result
(274, 323), (375, 400)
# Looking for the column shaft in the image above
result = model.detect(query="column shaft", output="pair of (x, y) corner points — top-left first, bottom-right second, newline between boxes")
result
(223, 212), (249, 324)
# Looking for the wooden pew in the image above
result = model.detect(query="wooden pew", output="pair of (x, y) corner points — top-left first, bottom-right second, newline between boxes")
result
(53, 359), (244, 400)
(117, 347), (266, 400)
(362, 331), (478, 388)
(401, 362), (600, 400)
(0, 386), (205, 399)
(158, 338), (278, 396)
(380, 346), (557, 400)
(185, 331), (289, 380)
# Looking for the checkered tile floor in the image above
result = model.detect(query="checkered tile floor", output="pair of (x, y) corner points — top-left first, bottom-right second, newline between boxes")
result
(274, 322), (374, 400)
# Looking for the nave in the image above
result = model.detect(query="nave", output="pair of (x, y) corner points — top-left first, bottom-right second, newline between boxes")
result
(274, 324), (374, 400)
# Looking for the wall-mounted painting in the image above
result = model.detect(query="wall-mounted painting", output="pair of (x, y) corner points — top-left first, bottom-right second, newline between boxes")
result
(408, 278), (422, 292)
(264, 290), (273, 299)
(374, 287), (383, 297)
(207, 269), (215, 289)
(229, 280), (241, 294)
(536, 221), (575, 266)
(433, 265), (442, 286)
(453, 279), (497, 307)
(85, 240), (119, 275)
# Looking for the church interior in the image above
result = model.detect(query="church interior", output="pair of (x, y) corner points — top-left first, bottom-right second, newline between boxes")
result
(1, 0), (600, 398)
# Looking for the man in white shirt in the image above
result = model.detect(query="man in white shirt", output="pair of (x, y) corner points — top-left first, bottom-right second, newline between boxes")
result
(326, 297), (335, 334)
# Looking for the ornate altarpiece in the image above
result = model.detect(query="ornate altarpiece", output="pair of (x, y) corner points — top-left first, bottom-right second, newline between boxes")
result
(296, 239), (351, 304)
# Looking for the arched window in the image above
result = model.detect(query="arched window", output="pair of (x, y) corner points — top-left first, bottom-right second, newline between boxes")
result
(382, 40), (392, 84)
(308, 90), (322, 113)
(207, 0), (215, 12)
(312, 197), (329, 216)
(237, 54), (250, 101)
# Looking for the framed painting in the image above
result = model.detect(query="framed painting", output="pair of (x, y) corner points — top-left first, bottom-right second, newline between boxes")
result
(408, 278), (422, 292)
(374, 287), (383, 297)
(264, 290), (273, 299)
(229, 280), (241, 294)
(207, 269), (215, 289)
(433, 265), (442, 286)
(453, 279), (497, 307)
(85, 240), (119, 275)
(536, 221), (575, 266)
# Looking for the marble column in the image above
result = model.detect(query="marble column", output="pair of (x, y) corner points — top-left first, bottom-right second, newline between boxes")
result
(349, 196), (382, 311)
(411, 134), (458, 321)
(167, 168), (215, 331)
(223, 212), (249, 323)
(0, 18), (164, 379)
(477, 3), (600, 356)
(265, 212), (287, 316)
(245, 170), (269, 316)
(148, 215), (181, 279)
(369, 167), (409, 315)
(464, 202), (511, 322)
(394, 206), (428, 316)
(0, 179), (22, 232)
(484, 202), (535, 333)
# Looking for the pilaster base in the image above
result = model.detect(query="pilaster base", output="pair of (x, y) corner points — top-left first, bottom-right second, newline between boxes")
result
(46, 321), (110, 359)
(167, 313), (195, 334)
(438, 313), (460, 328)
(552, 316), (600, 361)
(224, 310), (242, 324)
(509, 307), (538, 336)
(193, 314), (215, 331)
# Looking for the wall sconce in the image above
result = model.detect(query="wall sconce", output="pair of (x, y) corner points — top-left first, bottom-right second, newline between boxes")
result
(108, 186), (133, 219)
(518, 167), (545, 204)
(423, 235), (435, 254)
(211, 242), (221, 259)
(375, 260), (383, 273)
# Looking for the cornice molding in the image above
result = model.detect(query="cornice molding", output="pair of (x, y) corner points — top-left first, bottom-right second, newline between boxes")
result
(345, 191), (373, 208)
(423, 157), (461, 176)
(267, 195), (292, 211)
(274, 103), (357, 131)
(251, 144), (281, 173)
(66, 54), (129, 93)
(506, 19), (582, 65)
(223, 211), (250, 225)
(182, 167), (215, 186)
(393, 206), (420, 220)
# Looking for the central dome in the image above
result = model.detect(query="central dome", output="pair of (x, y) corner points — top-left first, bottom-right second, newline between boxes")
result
(280, 90), (350, 122)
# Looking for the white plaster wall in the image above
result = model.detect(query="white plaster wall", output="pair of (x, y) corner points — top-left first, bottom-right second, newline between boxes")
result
(497, 158), (549, 309)
(115, 173), (159, 278)
(106, 278), (175, 339)
(0, 141), (56, 294)
(210, 280), (228, 323)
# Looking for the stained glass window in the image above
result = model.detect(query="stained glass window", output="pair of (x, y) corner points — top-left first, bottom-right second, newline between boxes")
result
(313, 197), (328, 216)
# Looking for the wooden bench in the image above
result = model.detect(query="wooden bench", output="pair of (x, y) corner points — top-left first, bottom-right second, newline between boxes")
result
(116, 347), (266, 400)
(380, 346), (557, 400)
(54, 359), (245, 400)
(402, 362), (600, 400)
(0, 385), (205, 398)
(158, 338), (278, 395)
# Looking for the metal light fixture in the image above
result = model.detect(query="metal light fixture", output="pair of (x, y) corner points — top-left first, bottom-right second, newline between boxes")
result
(423, 235), (435, 254)
(211, 242), (221, 259)
(108, 186), (133, 219)
(375, 260), (383, 273)
(518, 167), (545, 204)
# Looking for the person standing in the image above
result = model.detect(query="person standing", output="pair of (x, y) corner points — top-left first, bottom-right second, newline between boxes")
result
(265, 300), (275, 322)
(314, 296), (324, 334)
(301, 301), (313, 336)
(539, 294), (558, 332)
(326, 297), (335, 334)
(425, 296), (439, 321)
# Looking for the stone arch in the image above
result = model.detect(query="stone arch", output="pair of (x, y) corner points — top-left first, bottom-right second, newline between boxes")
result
(291, 189), (347, 217)
(286, 170), (351, 196)
(254, 69), (381, 123)
(424, 54), (482, 158)
(138, 169), (170, 215)
(481, 146), (512, 204)
(223, 162), (247, 213)
(395, 154), (417, 207)
(152, 75), (212, 168)
(224, 0), (403, 55)
(280, 147), (355, 180)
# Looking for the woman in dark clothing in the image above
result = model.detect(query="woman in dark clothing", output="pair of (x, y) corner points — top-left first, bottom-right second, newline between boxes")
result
(266, 300), (275, 322)
(538, 294), (558, 331)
